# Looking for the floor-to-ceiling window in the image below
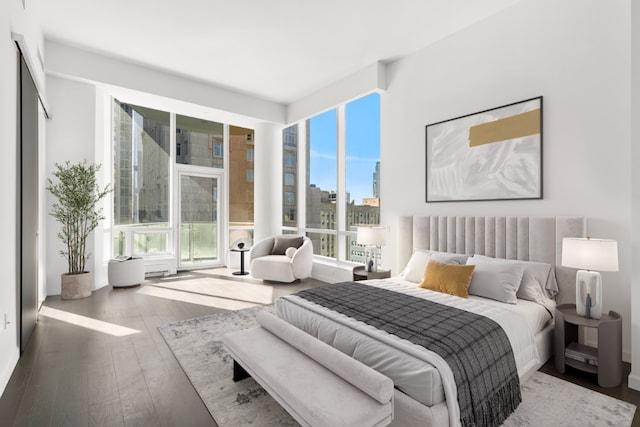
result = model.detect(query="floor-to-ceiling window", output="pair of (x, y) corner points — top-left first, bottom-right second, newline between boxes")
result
(345, 93), (381, 263)
(112, 99), (254, 270)
(112, 101), (171, 257)
(286, 92), (380, 264)
(306, 109), (337, 258)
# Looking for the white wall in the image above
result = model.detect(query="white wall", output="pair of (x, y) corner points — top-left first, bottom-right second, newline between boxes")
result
(254, 122), (283, 242)
(0, 0), (45, 398)
(629, 0), (640, 390)
(381, 0), (633, 359)
(0, 0), (20, 398)
(45, 75), (97, 295)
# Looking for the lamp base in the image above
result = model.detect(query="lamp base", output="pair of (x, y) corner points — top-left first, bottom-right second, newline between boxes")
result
(575, 270), (602, 320)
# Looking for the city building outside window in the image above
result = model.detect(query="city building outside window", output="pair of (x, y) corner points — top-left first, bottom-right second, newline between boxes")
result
(282, 125), (298, 228)
(176, 115), (223, 168)
(229, 126), (255, 249)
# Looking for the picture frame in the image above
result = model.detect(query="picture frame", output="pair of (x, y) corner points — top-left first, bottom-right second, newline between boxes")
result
(425, 96), (543, 202)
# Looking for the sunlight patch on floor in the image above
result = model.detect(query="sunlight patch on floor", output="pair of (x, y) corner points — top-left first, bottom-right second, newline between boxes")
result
(150, 277), (273, 304)
(158, 274), (196, 280)
(39, 306), (141, 337)
(137, 286), (259, 310)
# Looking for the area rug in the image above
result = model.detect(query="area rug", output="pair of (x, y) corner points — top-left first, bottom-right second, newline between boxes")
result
(159, 306), (636, 427)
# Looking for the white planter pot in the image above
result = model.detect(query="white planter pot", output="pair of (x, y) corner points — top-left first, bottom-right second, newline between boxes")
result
(61, 272), (92, 300)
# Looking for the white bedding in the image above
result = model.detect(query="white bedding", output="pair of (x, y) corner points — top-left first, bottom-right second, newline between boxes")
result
(276, 278), (551, 427)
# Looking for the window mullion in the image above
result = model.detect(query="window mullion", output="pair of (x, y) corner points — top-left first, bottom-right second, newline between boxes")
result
(169, 112), (176, 254)
(297, 121), (307, 231)
(336, 105), (347, 262)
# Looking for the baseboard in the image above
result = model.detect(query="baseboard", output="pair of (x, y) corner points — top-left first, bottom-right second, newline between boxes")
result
(628, 372), (640, 391)
(0, 348), (19, 399)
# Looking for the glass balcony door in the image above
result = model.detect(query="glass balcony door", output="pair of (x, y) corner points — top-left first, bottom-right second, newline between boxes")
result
(178, 169), (223, 268)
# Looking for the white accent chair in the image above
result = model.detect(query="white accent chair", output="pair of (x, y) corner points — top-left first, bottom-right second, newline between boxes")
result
(249, 235), (313, 283)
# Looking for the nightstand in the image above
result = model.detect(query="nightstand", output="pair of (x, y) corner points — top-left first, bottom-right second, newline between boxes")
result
(554, 303), (622, 387)
(353, 266), (391, 281)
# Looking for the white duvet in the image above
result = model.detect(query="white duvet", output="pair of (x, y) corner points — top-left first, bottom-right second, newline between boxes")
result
(276, 278), (546, 427)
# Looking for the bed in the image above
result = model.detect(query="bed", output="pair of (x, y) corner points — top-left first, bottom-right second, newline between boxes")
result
(275, 215), (586, 427)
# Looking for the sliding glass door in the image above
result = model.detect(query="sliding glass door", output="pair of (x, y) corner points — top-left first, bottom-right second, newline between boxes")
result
(178, 169), (223, 268)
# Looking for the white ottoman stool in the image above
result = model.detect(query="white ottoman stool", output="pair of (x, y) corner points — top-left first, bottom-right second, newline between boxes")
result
(108, 257), (145, 288)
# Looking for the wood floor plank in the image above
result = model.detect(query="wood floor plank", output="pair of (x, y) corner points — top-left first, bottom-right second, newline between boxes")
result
(88, 398), (124, 427)
(140, 364), (214, 427)
(87, 362), (120, 409)
(51, 365), (89, 427)
(11, 345), (61, 427)
(122, 407), (162, 427)
(110, 340), (158, 424)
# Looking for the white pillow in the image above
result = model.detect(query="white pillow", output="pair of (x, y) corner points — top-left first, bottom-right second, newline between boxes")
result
(465, 258), (525, 304)
(400, 249), (469, 283)
(471, 254), (558, 299)
(285, 247), (297, 258)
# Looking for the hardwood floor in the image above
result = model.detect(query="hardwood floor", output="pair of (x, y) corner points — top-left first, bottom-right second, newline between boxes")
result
(2, 270), (639, 426)
(0, 270), (326, 427)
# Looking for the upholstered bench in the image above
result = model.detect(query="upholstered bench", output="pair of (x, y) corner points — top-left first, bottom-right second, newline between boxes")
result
(224, 311), (394, 427)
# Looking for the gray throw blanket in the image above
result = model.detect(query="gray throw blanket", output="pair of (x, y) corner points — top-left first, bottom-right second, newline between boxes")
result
(295, 282), (521, 427)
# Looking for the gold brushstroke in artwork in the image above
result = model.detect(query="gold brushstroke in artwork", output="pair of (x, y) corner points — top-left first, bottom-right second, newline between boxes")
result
(468, 109), (540, 147)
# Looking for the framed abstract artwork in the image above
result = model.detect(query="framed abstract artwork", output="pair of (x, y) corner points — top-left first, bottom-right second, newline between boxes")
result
(425, 96), (543, 202)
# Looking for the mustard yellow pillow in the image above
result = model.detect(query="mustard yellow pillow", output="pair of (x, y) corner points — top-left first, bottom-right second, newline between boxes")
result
(419, 259), (475, 298)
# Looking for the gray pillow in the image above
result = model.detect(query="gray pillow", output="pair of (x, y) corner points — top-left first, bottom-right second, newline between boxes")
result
(471, 254), (557, 299)
(465, 258), (525, 304)
(272, 236), (304, 255)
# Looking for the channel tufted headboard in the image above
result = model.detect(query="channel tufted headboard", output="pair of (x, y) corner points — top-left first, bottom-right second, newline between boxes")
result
(397, 216), (586, 304)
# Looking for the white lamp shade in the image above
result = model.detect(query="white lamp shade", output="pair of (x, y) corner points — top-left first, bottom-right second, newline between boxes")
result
(562, 237), (619, 272)
(357, 226), (386, 246)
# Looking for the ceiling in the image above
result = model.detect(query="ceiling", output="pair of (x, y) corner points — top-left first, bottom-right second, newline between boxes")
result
(37, 0), (522, 105)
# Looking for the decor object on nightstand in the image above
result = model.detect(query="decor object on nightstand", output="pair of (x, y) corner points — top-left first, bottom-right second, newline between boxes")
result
(562, 237), (618, 319)
(357, 226), (386, 272)
(47, 161), (111, 299)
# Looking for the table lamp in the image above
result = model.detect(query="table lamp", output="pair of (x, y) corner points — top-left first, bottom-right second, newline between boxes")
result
(356, 226), (386, 272)
(562, 237), (618, 319)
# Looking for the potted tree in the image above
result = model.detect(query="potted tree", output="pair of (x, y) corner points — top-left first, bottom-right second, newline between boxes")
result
(47, 161), (110, 299)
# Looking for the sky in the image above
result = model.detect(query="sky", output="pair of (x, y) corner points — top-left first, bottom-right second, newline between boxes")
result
(308, 92), (380, 204)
